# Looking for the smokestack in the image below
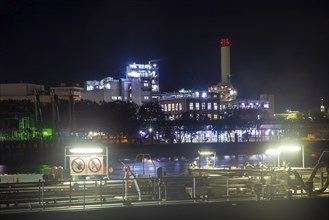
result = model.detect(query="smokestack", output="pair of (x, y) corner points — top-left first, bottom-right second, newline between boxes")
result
(220, 38), (231, 84)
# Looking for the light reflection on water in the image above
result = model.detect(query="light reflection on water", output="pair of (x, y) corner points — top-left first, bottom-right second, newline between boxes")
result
(1, 154), (267, 179)
(107, 155), (266, 179)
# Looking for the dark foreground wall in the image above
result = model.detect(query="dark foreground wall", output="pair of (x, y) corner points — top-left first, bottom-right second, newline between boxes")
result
(1, 197), (328, 220)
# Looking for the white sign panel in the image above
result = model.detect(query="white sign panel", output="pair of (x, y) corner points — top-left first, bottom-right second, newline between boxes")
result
(70, 156), (104, 175)
(70, 157), (86, 175)
(87, 157), (104, 175)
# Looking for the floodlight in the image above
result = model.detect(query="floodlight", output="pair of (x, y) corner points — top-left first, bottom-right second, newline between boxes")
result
(69, 148), (103, 154)
(265, 148), (281, 155)
(198, 150), (215, 155)
(277, 145), (301, 152)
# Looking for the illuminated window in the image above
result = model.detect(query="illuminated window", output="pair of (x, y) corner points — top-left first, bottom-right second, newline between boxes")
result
(179, 103), (182, 110)
(112, 96), (118, 100)
(207, 103), (212, 110)
(213, 103), (218, 110)
(195, 103), (200, 110)
(175, 103), (178, 111)
(164, 104), (167, 111)
(202, 102), (206, 110)
(207, 114), (211, 119)
(143, 81), (149, 87)
(214, 114), (218, 120)
(171, 103), (175, 111)
(189, 103), (194, 110)
(144, 96), (149, 100)
(264, 103), (269, 108)
(168, 104), (171, 111)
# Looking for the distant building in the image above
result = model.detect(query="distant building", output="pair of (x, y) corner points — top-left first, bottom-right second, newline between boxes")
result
(208, 39), (237, 104)
(260, 94), (275, 118)
(126, 62), (159, 93)
(83, 77), (123, 103)
(0, 83), (50, 103)
(50, 83), (84, 102)
(158, 89), (221, 120)
(226, 94), (274, 119)
(274, 110), (299, 120)
(82, 62), (159, 106)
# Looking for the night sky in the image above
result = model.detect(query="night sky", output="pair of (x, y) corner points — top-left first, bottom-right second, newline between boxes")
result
(1, 0), (328, 112)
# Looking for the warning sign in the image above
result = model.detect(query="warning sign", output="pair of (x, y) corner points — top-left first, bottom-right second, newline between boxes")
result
(88, 157), (103, 175)
(70, 156), (104, 175)
(70, 157), (86, 175)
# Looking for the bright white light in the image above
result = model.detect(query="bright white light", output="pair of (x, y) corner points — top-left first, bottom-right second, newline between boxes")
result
(202, 92), (207, 98)
(277, 145), (301, 152)
(198, 150), (215, 155)
(69, 148), (103, 154)
(265, 148), (281, 155)
(127, 71), (140, 77)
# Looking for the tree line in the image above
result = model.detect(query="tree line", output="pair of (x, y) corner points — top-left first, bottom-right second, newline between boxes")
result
(0, 99), (328, 143)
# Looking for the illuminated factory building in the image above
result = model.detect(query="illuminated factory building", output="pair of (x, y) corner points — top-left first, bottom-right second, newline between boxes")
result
(158, 89), (221, 120)
(82, 61), (159, 106)
(161, 39), (274, 119)
(126, 62), (159, 93)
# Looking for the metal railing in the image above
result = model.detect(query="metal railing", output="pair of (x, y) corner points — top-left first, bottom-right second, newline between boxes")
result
(0, 173), (328, 211)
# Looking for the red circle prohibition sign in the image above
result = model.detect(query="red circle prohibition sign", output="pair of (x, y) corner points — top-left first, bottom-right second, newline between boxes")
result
(71, 157), (85, 173)
(88, 157), (102, 173)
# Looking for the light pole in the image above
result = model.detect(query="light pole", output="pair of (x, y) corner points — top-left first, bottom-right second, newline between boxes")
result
(266, 144), (302, 168)
(277, 144), (301, 168)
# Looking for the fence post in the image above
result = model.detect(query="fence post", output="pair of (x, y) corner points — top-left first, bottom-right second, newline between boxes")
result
(158, 178), (161, 201)
(193, 176), (196, 201)
(42, 181), (44, 209)
(69, 178), (72, 203)
(227, 176), (229, 198)
(83, 180), (86, 209)
(100, 179), (103, 204)
(124, 177), (128, 201)
(38, 179), (41, 206)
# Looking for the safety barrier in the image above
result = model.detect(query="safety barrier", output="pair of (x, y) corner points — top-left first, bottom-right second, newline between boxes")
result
(0, 174), (328, 211)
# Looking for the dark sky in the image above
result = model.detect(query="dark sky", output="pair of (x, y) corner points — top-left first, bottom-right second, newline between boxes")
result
(1, 0), (328, 112)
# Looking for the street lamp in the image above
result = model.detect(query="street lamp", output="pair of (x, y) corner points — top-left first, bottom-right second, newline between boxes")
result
(265, 144), (303, 168)
(265, 148), (280, 167)
(278, 144), (301, 168)
(198, 150), (216, 168)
